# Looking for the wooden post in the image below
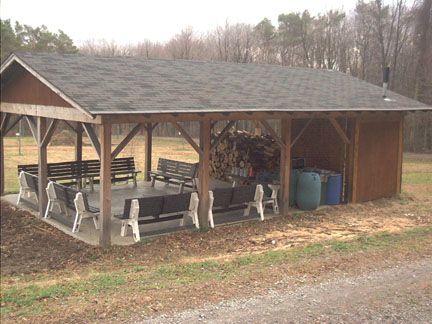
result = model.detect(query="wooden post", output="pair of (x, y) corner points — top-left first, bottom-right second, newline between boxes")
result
(76, 123), (83, 189)
(0, 130), (4, 196)
(349, 117), (360, 203)
(99, 123), (112, 247)
(0, 113), (7, 195)
(37, 117), (48, 217)
(144, 123), (152, 181)
(396, 115), (404, 194)
(198, 120), (211, 229)
(280, 118), (292, 215)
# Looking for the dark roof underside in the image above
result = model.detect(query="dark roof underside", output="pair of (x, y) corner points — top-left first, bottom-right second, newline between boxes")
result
(2, 52), (430, 114)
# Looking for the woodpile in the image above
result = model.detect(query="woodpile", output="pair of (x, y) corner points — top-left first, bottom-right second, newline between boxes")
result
(210, 130), (280, 180)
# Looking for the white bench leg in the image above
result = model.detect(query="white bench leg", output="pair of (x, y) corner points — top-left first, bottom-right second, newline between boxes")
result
(72, 212), (82, 233)
(17, 189), (23, 204)
(257, 202), (264, 221)
(131, 221), (140, 242)
(208, 210), (214, 229)
(273, 199), (279, 214)
(92, 215), (99, 230)
(120, 220), (128, 236)
(244, 203), (252, 216)
(151, 177), (156, 187)
(44, 201), (52, 218)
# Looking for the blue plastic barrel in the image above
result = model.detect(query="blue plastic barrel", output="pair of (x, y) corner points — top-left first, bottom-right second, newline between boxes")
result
(289, 169), (300, 206)
(296, 172), (321, 210)
(326, 173), (342, 205)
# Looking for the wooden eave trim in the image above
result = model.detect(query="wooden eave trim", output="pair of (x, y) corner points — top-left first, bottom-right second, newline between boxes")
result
(0, 103), (101, 124)
(1, 54), (94, 118)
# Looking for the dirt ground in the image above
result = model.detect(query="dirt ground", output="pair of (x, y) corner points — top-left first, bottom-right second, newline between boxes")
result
(1, 191), (431, 277)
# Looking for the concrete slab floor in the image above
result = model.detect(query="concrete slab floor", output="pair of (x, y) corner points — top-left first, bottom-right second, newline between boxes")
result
(1, 180), (273, 246)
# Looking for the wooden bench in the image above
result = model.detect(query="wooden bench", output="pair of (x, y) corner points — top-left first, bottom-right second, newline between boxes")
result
(149, 158), (198, 193)
(82, 157), (141, 190)
(117, 192), (199, 242)
(18, 161), (81, 187)
(17, 171), (39, 204)
(44, 181), (99, 233)
(208, 184), (264, 228)
(18, 157), (141, 190)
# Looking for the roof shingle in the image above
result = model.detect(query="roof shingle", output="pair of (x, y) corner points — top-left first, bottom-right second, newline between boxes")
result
(3, 52), (430, 115)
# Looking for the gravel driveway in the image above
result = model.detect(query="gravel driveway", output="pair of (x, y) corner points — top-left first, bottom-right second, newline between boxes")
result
(143, 258), (432, 323)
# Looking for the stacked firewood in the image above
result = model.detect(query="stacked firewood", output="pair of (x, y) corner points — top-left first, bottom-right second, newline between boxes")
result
(210, 130), (280, 180)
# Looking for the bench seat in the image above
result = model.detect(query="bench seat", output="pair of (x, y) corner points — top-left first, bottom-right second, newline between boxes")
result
(117, 192), (199, 242)
(208, 184), (265, 228)
(150, 158), (198, 193)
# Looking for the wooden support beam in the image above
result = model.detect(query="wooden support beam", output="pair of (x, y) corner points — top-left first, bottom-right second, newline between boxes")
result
(396, 116), (404, 194)
(83, 123), (101, 159)
(99, 123), (112, 247)
(259, 120), (285, 148)
(25, 116), (38, 142)
(291, 118), (313, 148)
(280, 118), (292, 215)
(198, 120), (211, 229)
(144, 123), (152, 181)
(40, 119), (58, 148)
(64, 120), (78, 133)
(0, 131), (4, 195)
(111, 123), (144, 160)
(4, 115), (23, 135)
(171, 122), (202, 156)
(350, 118), (360, 203)
(37, 117), (48, 217)
(75, 123), (83, 189)
(210, 120), (235, 151)
(328, 117), (350, 144)
(0, 103), (101, 124)
(0, 114), (7, 195)
(151, 122), (159, 131)
(1, 113), (10, 134)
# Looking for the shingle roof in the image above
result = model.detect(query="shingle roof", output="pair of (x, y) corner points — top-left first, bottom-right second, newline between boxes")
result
(2, 52), (430, 115)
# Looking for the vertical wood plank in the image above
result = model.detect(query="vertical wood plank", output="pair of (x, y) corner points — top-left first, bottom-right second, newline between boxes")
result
(99, 123), (112, 247)
(350, 117), (360, 203)
(0, 112), (7, 195)
(0, 130), (4, 195)
(396, 115), (404, 194)
(37, 117), (48, 217)
(144, 123), (152, 181)
(198, 120), (211, 228)
(280, 118), (292, 215)
(75, 123), (83, 189)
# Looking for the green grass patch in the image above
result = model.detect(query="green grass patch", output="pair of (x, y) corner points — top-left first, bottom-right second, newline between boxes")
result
(402, 172), (432, 184)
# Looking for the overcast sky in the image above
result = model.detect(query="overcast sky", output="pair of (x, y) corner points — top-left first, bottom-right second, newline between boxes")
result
(1, 0), (358, 45)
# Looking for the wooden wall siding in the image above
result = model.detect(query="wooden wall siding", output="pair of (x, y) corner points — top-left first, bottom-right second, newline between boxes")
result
(356, 120), (400, 202)
(291, 118), (346, 173)
(1, 70), (73, 108)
